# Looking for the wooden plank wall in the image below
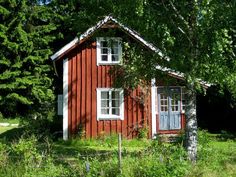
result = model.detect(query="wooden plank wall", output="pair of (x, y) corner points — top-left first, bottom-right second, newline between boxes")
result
(67, 41), (152, 139)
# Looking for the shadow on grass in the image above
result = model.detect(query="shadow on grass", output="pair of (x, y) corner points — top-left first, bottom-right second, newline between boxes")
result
(0, 127), (25, 142)
(215, 131), (236, 142)
(52, 140), (147, 163)
(52, 143), (117, 160)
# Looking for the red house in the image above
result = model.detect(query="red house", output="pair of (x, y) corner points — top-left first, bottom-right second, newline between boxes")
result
(51, 16), (209, 140)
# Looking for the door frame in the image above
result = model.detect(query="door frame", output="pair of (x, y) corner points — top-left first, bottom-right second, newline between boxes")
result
(151, 85), (186, 137)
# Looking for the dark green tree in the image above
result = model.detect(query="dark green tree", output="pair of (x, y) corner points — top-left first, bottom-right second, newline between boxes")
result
(0, 0), (57, 119)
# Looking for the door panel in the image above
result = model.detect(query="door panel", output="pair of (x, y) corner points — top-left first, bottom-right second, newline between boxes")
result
(158, 87), (181, 131)
(160, 114), (169, 130)
(169, 114), (181, 129)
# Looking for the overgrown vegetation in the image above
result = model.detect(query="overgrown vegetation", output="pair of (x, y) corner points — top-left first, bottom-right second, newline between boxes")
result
(0, 130), (235, 177)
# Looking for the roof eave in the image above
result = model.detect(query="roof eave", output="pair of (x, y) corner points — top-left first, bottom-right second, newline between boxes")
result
(155, 65), (211, 89)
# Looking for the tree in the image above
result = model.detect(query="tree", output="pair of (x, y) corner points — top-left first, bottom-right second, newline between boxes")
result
(0, 0), (57, 119)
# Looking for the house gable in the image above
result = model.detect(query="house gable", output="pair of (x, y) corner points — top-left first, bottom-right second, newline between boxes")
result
(50, 16), (168, 61)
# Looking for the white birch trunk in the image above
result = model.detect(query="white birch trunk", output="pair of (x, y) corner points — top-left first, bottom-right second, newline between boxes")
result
(185, 88), (197, 163)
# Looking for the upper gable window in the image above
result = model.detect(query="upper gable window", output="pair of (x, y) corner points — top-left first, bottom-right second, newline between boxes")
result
(97, 37), (122, 65)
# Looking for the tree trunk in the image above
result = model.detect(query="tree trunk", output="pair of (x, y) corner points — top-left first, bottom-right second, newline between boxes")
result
(185, 87), (197, 163)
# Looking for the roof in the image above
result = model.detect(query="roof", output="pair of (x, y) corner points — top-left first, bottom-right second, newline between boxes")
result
(50, 16), (169, 61)
(155, 65), (211, 88)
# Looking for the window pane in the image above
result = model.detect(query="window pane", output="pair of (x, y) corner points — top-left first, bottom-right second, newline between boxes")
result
(101, 100), (109, 107)
(101, 41), (108, 47)
(112, 41), (119, 48)
(161, 93), (167, 99)
(101, 108), (109, 114)
(101, 91), (109, 99)
(111, 48), (118, 54)
(101, 55), (108, 61)
(112, 108), (120, 115)
(112, 55), (119, 61)
(112, 91), (120, 99)
(165, 100), (168, 105)
(161, 106), (168, 112)
(161, 100), (164, 105)
(112, 100), (120, 107)
(102, 48), (108, 54)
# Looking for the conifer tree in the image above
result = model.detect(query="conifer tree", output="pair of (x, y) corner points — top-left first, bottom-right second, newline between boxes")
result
(0, 0), (56, 118)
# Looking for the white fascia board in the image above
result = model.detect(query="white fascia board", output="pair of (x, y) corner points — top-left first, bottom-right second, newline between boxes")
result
(156, 65), (184, 78)
(51, 37), (79, 61)
(50, 16), (112, 61)
(155, 65), (212, 88)
(79, 16), (112, 41)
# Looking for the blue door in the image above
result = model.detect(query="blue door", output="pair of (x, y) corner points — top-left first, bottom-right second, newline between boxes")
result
(158, 88), (181, 130)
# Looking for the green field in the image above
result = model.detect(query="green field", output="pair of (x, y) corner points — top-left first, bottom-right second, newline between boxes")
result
(0, 128), (235, 177)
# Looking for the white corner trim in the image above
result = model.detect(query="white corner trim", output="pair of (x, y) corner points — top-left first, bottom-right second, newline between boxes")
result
(151, 78), (157, 138)
(63, 58), (69, 140)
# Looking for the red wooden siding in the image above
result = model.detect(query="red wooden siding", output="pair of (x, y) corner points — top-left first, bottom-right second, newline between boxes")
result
(67, 41), (152, 138)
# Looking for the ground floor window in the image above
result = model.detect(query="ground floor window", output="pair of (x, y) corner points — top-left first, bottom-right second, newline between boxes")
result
(97, 88), (124, 120)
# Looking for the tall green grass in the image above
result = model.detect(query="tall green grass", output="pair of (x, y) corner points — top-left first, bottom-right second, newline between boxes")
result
(0, 130), (235, 177)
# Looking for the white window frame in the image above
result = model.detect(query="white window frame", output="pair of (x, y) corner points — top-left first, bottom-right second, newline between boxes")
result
(181, 87), (186, 113)
(97, 88), (124, 120)
(96, 37), (122, 65)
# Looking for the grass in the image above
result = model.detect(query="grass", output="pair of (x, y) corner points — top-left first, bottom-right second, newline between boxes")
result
(0, 128), (236, 176)
(187, 133), (236, 177)
(0, 117), (20, 124)
(52, 135), (151, 160)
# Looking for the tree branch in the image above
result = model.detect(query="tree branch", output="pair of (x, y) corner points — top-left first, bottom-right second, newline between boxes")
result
(169, 0), (191, 31)
(160, 0), (193, 45)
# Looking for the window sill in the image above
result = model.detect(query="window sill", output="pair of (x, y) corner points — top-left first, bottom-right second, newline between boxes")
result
(97, 62), (120, 66)
(97, 116), (124, 121)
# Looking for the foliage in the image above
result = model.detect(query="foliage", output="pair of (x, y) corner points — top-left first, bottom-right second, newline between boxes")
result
(0, 0), (57, 119)
(0, 135), (69, 177)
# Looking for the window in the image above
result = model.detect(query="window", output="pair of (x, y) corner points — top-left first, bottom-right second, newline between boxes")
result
(97, 88), (124, 120)
(97, 37), (122, 65)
